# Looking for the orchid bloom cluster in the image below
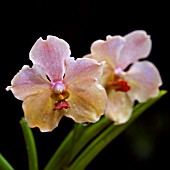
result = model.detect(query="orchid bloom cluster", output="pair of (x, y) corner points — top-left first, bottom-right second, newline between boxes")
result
(7, 30), (162, 132)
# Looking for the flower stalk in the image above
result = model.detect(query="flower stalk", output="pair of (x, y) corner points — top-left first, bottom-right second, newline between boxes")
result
(20, 118), (39, 170)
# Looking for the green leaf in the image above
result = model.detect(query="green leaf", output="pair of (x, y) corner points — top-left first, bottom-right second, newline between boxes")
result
(0, 153), (14, 170)
(67, 90), (167, 170)
(20, 118), (38, 170)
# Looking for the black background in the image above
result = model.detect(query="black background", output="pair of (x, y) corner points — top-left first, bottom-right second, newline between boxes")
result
(1, 1), (169, 170)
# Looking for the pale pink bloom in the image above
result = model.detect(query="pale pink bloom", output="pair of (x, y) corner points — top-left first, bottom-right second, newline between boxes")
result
(7, 36), (107, 132)
(84, 30), (162, 124)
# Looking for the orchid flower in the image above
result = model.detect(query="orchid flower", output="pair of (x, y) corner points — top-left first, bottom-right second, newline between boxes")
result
(84, 30), (162, 124)
(6, 36), (107, 132)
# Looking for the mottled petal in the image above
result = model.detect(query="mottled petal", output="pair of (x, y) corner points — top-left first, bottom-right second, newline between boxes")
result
(64, 57), (105, 85)
(65, 79), (107, 123)
(6, 65), (51, 100)
(125, 61), (162, 102)
(29, 36), (71, 82)
(118, 30), (152, 69)
(85, 36), (125, 69)
(105, 89), (133, 124)
(23, 89), (64, 132)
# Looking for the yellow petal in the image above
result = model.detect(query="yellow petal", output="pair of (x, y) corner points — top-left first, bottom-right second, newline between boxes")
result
(105, 89), (133, 124)
(23, 89), (64, 132)
(65, 79), (107, 123)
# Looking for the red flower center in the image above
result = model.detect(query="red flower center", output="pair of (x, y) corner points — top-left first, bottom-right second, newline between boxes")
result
(53, 101), (70, 111)
(109, 80), (131, 92)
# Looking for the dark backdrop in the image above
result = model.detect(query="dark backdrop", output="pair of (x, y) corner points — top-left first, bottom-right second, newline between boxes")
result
(1, 1), (169, 170)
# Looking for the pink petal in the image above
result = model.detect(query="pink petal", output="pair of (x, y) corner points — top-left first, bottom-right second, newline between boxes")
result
(65, 79), (107, 123)
(87, 36), (125, 69)
(64, 57), (105, 85)
(23, 89), (64, 132)
(118, 30), (152, 70)
(84, 55), (115, 88)
(6, 65), (51, 100)
(105, 89), (133, 124)
(125, 61), (162, 102)
(29, 36), (71, 82)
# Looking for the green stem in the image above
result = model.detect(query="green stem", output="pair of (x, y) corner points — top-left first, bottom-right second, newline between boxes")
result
(20, 118), (38, 170)
(44, 115), (111, 170)
(44, 129), (73, 170)
(67, 90), (167, 170)
(66, 117), (111, 166)
(66, 123), (86, 164)
(0, 154), (14, 170)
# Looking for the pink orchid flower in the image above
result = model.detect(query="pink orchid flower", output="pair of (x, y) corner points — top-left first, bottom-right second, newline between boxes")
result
(84, 30), (162, 124)
(7, 36), (107, 132)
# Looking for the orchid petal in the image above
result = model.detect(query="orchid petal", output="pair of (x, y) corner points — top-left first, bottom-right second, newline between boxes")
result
(6, 65), (51, 100)
(125, 61), (162, 102)
(23, 89), (64, 132)
(84, 55), (114, 87)
(88, 36), (125, 69)
(118, 30), (152, 69)
(64, 57), (105, 85)
(105, 89), (133, 124)
(65, 79), (107, 123)
(29, 36), (71, 82)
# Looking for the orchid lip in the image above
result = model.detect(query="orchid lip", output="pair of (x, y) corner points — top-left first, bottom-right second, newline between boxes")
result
(53, 101), (70, 110)
(109, 80), (131, 92)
